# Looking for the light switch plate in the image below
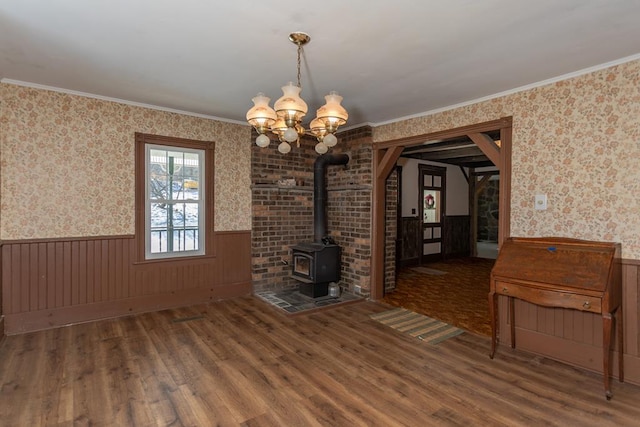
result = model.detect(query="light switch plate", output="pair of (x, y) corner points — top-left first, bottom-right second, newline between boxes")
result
(535, 194), (547, 210)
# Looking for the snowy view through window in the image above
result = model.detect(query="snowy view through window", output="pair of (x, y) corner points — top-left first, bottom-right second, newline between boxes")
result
(148, 147), (203, 256)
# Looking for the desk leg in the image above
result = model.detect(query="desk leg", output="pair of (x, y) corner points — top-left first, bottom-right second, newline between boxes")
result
(489, 290), (497, 359)
(509, 297), (515, 349)
(603, 312), (613, 400)
(618, 305), (624, 383)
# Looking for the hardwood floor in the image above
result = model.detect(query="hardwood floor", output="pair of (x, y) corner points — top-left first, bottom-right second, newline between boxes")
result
(385, 258), (495, 336)
(1, 296), (639, 426)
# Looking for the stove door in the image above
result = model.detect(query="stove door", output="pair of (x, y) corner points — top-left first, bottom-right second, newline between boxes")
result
(292, 252), (314, 281)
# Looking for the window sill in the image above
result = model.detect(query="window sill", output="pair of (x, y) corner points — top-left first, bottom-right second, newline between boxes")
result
(133, 254), (216, 266)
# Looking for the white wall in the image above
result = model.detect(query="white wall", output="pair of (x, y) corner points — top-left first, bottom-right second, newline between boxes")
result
(400, 158), (470, 217)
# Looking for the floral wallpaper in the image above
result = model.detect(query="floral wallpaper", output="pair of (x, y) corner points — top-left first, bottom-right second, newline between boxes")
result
(374, 59), (640, 259)
(0, 83), (252, 239)
(3, 58), (640, 258)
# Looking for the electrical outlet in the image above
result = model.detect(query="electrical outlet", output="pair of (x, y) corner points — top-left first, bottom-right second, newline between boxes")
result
(535, 194), (547, 210)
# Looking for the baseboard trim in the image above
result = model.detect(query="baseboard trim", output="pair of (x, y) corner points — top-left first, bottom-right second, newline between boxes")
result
(4, 281), (251, 335)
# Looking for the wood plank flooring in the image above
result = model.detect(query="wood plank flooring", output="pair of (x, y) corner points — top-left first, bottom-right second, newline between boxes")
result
(384, 258), (495, 336)
(1, 295), (639, 426)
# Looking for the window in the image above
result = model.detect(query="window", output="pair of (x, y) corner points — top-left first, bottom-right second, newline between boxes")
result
(135, 133), (214, 261)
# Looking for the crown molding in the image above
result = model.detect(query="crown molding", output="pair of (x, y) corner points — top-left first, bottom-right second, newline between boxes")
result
(0, 78), (249, 126)
(373, 52), (640, 127)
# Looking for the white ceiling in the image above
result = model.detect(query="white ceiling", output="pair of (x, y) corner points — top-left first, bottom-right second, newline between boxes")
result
(2, 0), (640, 127)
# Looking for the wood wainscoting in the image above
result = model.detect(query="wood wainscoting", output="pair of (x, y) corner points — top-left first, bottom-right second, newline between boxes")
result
(496, 258), (640, 385)
(1, 231), (251, 334)
(443, 215), (471, 258)
(399, 215), (470, 267)
(398, 217), (421, 267)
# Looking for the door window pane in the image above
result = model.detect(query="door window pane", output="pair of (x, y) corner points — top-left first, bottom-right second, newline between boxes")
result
(423, 190), (440, 223)
(423, 242), (441, 255)
(424, 228), (432, 239)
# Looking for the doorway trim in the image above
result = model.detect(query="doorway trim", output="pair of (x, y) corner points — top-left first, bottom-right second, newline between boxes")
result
(371, 117), (512, 299)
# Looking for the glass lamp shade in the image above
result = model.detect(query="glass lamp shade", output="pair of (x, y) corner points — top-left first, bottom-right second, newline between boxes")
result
(278, 141), (291, 154)
(283, 127), (298, 143)
(309, 117), (327, 139)
(315, 141), (329, 154)
(270, 117), (288, 138)
(246, 93), (277, 132)
(316, 91), (348, 132)
(256, 133), (271, 147)
(274, 82), (308, 126)
(323, 133), (338, 147)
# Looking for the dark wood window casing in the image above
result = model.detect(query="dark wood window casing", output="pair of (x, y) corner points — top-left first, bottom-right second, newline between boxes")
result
(134, 133), (215, 263)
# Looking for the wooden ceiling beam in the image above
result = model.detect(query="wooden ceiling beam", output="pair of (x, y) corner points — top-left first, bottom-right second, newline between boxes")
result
(376, 117), (511, 150)
(475, 174), (493, 194)
(376, 146), (404, 180)
(468, 132), (500, 167)
(410, 146), (483, 160)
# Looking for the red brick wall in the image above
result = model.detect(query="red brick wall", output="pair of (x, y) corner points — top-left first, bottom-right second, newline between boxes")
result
(251, 140), (316, 293)
(251, 126), (396, 297)
(326, 128), (373, 295)
(385, 169), (398, 292)
(251, 126), (397, 296)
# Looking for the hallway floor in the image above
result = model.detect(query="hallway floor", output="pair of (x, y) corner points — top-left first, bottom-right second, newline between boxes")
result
(383, 257), (495, 336)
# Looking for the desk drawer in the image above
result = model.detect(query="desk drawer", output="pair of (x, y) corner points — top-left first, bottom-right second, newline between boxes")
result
(495, 282), (602, 313)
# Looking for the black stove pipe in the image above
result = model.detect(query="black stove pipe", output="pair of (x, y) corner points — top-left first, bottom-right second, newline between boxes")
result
(314, 153), (350, 243)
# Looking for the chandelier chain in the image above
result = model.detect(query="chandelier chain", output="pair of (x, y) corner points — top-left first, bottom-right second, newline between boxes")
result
(296, 43), (302, 88)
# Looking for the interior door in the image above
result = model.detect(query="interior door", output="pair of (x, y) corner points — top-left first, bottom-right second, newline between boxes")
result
(419, 165), (446, 263)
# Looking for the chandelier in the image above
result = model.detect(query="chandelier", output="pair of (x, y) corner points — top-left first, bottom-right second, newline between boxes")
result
(246, 32), (348, 155)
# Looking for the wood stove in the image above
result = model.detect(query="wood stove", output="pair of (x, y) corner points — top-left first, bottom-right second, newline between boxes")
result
(290, 153), (350, 298)
(291, 242), (341, 297)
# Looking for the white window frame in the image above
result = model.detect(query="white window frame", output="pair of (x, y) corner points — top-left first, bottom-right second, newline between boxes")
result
(144, 143), (205, 259)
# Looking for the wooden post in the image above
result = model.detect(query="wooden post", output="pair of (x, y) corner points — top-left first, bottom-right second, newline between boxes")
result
(371, 146), (403, 300)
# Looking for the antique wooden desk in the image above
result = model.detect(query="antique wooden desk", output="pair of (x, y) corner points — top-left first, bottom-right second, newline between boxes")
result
(488, 237), (623, 399)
